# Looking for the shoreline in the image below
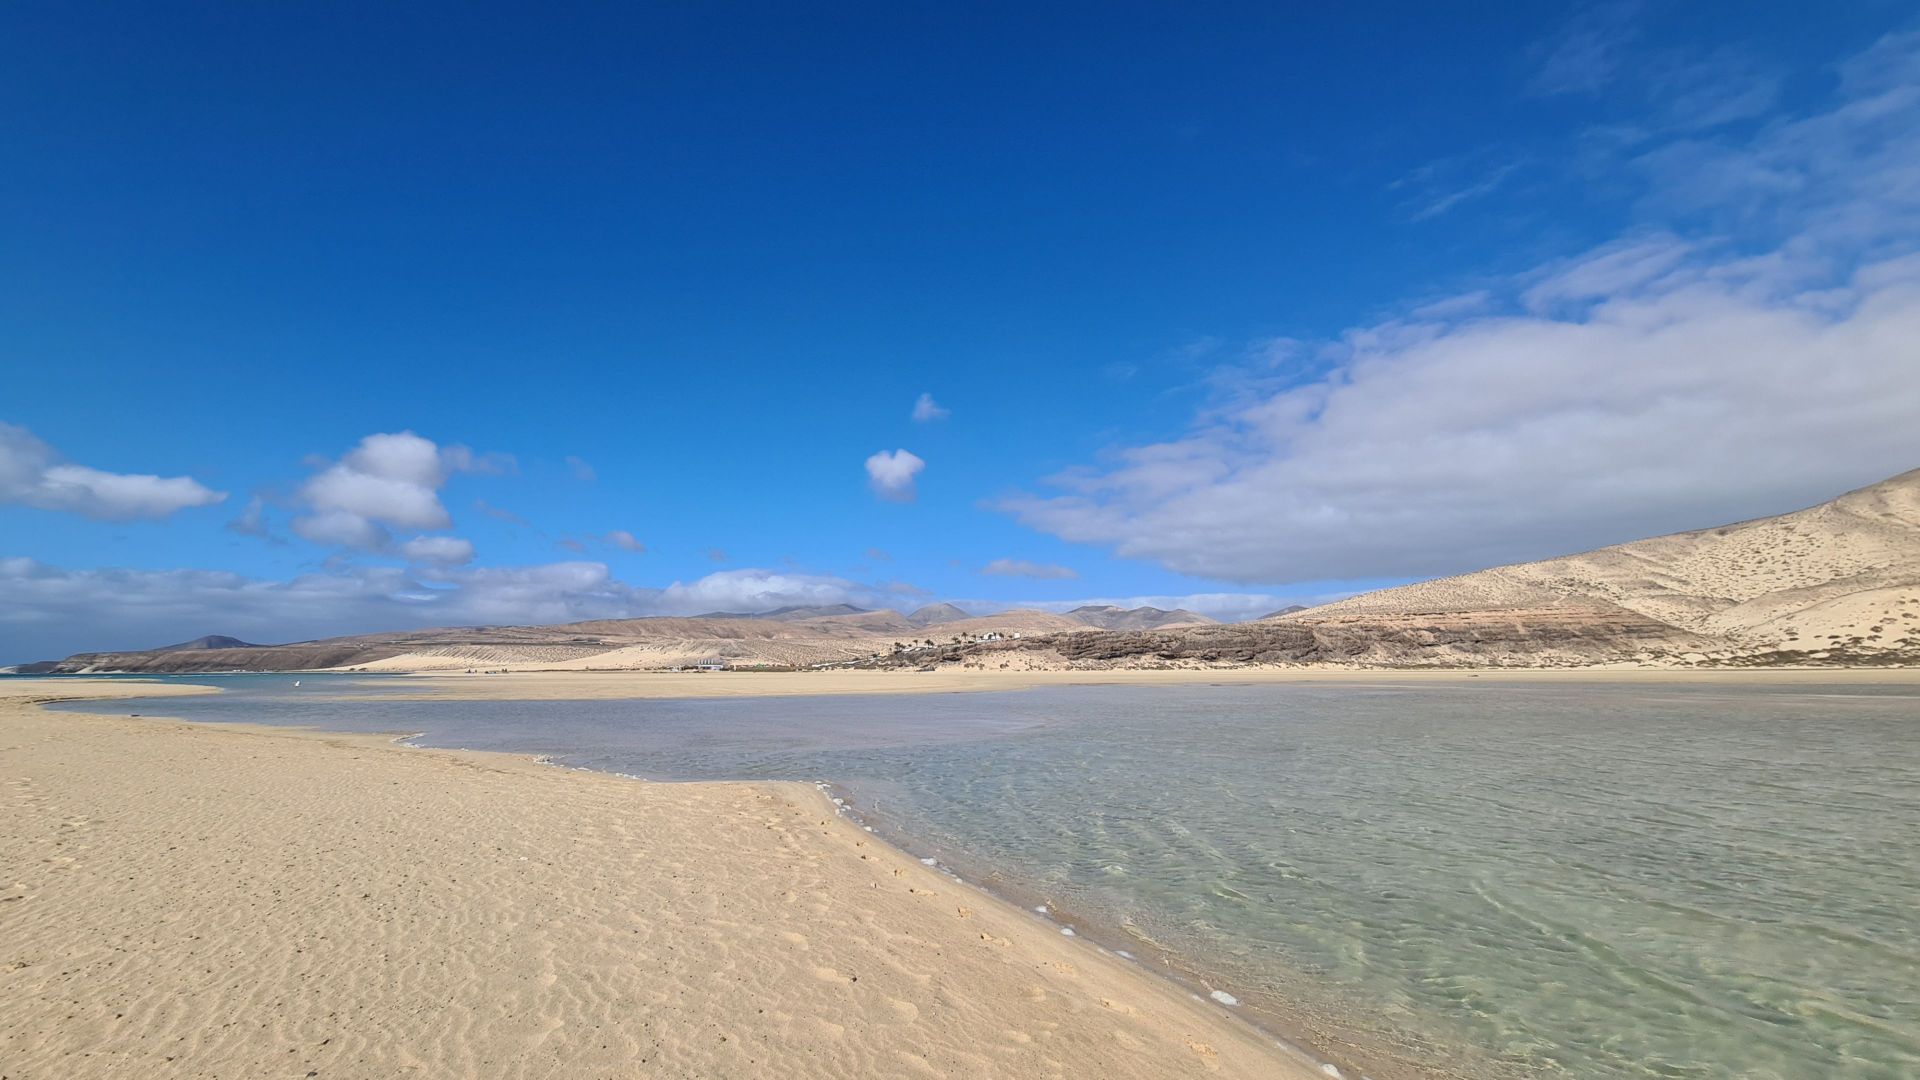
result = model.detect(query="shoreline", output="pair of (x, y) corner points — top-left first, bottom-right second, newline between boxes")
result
(13, 663), (1917, 704)
(814, 777), (1421, 1080)
(0, 679), (1328, 1079)
(363, 664), (1920, 701)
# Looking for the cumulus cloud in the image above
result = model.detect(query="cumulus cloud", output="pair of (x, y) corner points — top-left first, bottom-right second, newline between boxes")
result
(565, 455), (597, 482)
(293, 509), (391, 549)
(911, 393), (950, 422)
(980, 558), (1078, 580)
(292, 432), (497, 553)
(1003, 32), (1920, 586)
(865, 449), (925, 501)
(400, 535), (476, 566)
(0, 558), (902, 661)
(652, 568), (889, 615)
(0, 422), (226, 520)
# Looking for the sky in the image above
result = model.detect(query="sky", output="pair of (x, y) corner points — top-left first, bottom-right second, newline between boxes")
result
(4, 2), (1919, 661)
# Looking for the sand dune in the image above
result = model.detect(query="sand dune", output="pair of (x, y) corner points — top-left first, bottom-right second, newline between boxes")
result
(1282, 468), (1920, 663)
(0, 681), (1312, 1079)
(38, 608), (1107, 675)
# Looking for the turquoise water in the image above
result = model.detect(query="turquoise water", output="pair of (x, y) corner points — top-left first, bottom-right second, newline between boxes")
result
(52, 677), (1920, 1079)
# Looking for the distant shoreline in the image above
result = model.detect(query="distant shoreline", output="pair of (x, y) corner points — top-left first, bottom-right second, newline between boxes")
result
(361, 664), (1920, 701)
(11, 662), (1919, 699)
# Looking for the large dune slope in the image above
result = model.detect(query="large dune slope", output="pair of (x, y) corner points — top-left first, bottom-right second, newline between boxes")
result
(1283, 469), (1920, 660)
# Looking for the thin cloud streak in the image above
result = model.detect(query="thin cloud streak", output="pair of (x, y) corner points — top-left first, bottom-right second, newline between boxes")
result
(980, 558), (1078, 580)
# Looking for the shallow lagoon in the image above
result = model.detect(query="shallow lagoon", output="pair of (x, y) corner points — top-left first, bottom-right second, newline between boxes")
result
(59, 676), (1920, 1079)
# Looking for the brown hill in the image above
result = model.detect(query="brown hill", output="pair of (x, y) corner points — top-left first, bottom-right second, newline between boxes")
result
(905, 602), (973, 627)
(1279, 468), (1920, 663)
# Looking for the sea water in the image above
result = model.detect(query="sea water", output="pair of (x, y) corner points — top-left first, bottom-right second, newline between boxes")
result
(50, 676), (1920, 1079)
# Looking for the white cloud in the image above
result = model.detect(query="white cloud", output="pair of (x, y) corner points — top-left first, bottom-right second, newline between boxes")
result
(1519, 234), (1692, 310)
(0, 422), (226, 520)
(865, 449), (925, 501)
(292, 509), (391, 550)
(400, 535), (476, 566)
(603, 530), (645, 553)
(980, 558), (1078, 580)
(912, 392), (950, 422)
(652, 568), (890, 615)
(292, 431), (497, 553)
(565, 455), (597, 482)
(1005, 34), (1920, 585)
(0, 558), (902, 661)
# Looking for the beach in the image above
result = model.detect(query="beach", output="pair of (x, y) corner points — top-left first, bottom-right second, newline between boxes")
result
(0, 680), (1313, 1079)
(375, 664), (1920, 700)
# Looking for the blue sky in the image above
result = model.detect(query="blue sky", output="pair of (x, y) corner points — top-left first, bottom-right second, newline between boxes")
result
(4, 2), (1919, 659)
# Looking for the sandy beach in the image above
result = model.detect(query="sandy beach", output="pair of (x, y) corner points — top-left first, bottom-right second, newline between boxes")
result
(374, 664), (1920, 701)
(0, 680), (1314, 1079)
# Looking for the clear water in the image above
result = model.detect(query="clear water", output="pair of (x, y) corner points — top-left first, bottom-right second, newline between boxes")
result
(49, 676), (1920, 1079)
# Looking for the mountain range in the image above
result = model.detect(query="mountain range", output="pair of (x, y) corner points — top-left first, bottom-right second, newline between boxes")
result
(13, 468), (1919, 673)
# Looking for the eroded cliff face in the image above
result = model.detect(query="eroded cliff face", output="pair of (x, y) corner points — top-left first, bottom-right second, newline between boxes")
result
(858, 602), (1717, 670)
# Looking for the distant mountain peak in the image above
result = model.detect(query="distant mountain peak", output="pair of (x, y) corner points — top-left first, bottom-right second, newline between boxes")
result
(906, 602), (973, 627)
(690, 604), (873, 621)
(1061, 605), (1218, 630)
(755, 604), (872, 620)
(155, 634), (261, 652)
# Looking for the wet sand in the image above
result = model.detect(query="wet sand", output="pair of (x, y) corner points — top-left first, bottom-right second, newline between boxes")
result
(0, 680), (1314, 1079)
